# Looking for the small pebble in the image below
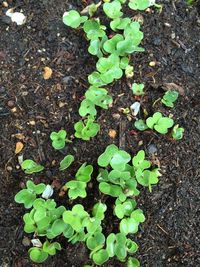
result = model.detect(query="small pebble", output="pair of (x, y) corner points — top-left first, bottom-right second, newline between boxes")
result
(7, 100), (15, 107)
(148, 144), (158, 155)
(6, 166), (12, 171)
(22, 236), (30, 247)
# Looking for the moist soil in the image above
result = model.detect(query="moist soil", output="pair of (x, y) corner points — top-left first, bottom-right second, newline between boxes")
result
(0, 0), (200, 266)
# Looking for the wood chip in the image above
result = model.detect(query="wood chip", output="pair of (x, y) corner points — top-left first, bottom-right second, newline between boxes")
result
(15, 142), (24, 154)
(43, 66), (53, 80)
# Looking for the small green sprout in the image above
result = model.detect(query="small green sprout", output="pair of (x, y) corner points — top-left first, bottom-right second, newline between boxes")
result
(83, 20), (106, 40)
(59, 155), (74, 171)
(63, 204), (89, 232)
(85, 86), (113, 109)
(65, 163), (93, 199)
(134, 119), (148, 131)
(63, 10), (88, 28)
(161, 90), (179, 108)
(28, 247), (48, 263)
(110, 17), (131, 31)
(21, 159), (44, 174)
(114, 199), (137, 219)
(103, 0), (123, 19)
(88, 36), (108, 58)
(98, 144), (131, 171)
(15, 181), (45, 208)
(96, 54), (123, 84)
(125, 65), (134, 78)
(128, 0), (160, 10)
(146, 112), (174, 134)
(131, 83), (145, 96)
(127, 257), (140, 267)
(28, 241), (61, 263)
(92, 202), (107, 220)
(74, 115), (100, 140)
(172, 124), (184, 140)
(92, 249), (109, 265)
(50, 130), (68, 150)
(79, 99), (97, 117)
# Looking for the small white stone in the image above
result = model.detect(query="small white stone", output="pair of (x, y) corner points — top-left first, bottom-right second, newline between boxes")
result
(42, 185), (54, 199)
(6, 9), (26, 25)
(31, 239), (43, 247)
(130, 102), (141, 116)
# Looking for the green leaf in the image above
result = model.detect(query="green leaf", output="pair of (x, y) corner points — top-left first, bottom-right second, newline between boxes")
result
(86, 232), (105, 250)
(161, 90), (179, 108)
(63, 10), (88, 28)
(132, 150), (151, 171)
(134, 119), (148, 131)
(59, 155), (74, 171)
(76, 162), (93, 182)
(110, 150), (131, 171)
(172, 125), (184, 140)
(131, 83), (144, 96)
(128, 0), (150, 10)
(103, 34), (124, 54)
(103, 1), (123, 19)
(79, 99), (97, 117)
(110, 17), (131, 31)
(50, 130), (67, 150)
(21, 160), (44, 174)
(146, 112), (162, 129)
(43, 241), (61, 256)
(92, 202), (107, 220)
(98, 144), (118, 167)
(29, 247), (48, 263)
(106, 233), (116, 257)
(127, 257), (140, 267)
(131, 209), (145, 223)
(15, 189), (36, 209)
(99, 182), (122, 197)
(120, 218), (139, 235)
(126, 240), (138, 254)
(83, 20), (106, 40)
(74, 116), (100, 141)
(85, 86), (113, 109)
(51, 219), (67, 236)
(92, 249), (109, 265)
(88, 71), (105, 87)
(65, 180), (87, 199)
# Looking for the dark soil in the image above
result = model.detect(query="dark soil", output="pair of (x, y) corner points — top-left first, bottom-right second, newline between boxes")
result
(0, 0), (200, 266)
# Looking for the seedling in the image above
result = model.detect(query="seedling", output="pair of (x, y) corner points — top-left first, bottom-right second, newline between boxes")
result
(128, 0), (162, 11)
(74, 115), (100, 140)
(85, 86), (113, 109)
(125, 65), (134, 78)
(83, 20), (106, 40)
(98, 144), (131, 171)
(29, 241), (61, 263)
(134, 119), (148, 131)
(127, 257), (140, 267)
(131, 83), (145, 96)
(65, 163), (93, 199)
(15, 145), (160, 266)
(50, 130), (69, 150)
(63, 10), (88, 28)
(172, 124), (184, 140)
(59, 155), (74, 171)
(103, 1), (123, 19)
(161, 90), (179, 108)
(21, 159), (44, 174)
(15, 180), (45, 208)
(146, 112), (174, 134)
